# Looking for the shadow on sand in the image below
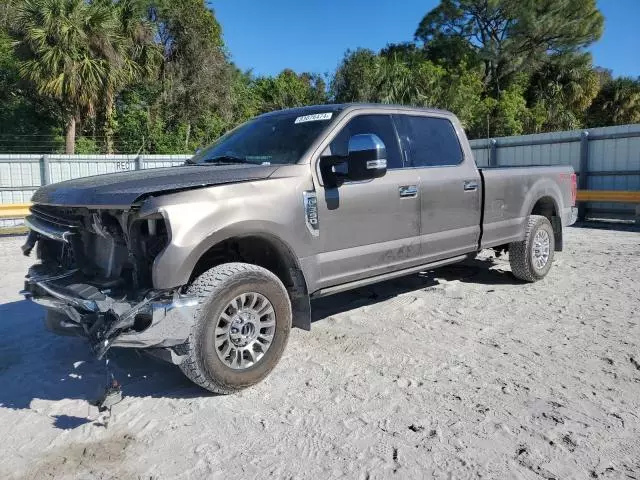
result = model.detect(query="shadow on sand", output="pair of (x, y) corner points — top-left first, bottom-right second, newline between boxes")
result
(0, 256), (517, 417)
(0, 300), (203, 414)
(311, 255), (522, 321)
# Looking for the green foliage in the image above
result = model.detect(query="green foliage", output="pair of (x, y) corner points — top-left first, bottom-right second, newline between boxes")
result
(332, 48), (499, 136)
(11, 0), (156, 153)
(0, 0), (634, 154)
(587, 76), (640, 126)
(99, 0), (161, 153)
(331, 49), (379, 103)
(154, 0), (232, 147)
(0, 28), (62, 152)
(526, 53), (600, 131)
(253, 69), (327, 114)
(415, 0), (604, 95)
(490, 79), (532, 137)
(74, 136), (101, 154)
(13, 0), (115, 128)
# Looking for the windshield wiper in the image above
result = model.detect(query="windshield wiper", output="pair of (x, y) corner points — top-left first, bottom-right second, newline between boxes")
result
(200, 155), (250, 165)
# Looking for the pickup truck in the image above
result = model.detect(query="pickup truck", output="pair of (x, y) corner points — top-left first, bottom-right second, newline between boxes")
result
(21, 104), (578, 393)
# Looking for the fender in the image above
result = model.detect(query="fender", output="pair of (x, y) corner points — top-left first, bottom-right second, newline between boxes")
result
(519, 176), (564, 222)
(154, 219), (313, 330)
(520, 176), (564, 250)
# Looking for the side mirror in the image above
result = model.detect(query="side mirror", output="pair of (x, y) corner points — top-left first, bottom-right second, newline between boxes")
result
(319, 133), (388, 187)
(346, 134), (387, 181)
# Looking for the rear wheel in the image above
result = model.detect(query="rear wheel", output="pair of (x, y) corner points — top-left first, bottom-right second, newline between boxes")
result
(179, 263), (292, 394)
(509, 215), (555, 282)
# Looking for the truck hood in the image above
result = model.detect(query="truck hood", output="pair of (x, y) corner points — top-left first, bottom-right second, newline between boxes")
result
(31, 163), (280, 207)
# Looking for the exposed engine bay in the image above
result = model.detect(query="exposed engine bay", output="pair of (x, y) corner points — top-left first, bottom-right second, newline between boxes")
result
(21, 204), (197, 363)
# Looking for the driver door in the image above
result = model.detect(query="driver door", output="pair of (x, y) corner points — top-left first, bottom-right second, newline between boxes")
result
(312, 114), (422, 290)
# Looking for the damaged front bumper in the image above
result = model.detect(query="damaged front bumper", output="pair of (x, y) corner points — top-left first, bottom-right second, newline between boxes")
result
(21, 265), (199, 364)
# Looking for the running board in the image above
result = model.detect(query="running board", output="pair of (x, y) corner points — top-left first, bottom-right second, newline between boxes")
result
(311, 254), (468, 298)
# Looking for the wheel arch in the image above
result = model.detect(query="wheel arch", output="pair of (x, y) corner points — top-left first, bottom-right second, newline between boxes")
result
(189, 232), (312, 330)
(529, 195), (563, 251)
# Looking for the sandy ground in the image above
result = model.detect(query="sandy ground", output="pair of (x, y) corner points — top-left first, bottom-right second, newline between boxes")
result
(0, 226), (639, 480)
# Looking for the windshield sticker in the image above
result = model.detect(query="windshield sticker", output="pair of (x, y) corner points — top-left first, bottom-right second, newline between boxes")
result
(294, 113), (333, 124)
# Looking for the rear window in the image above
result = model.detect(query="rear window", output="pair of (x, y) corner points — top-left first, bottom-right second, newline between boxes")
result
(394, 115), (463, 167)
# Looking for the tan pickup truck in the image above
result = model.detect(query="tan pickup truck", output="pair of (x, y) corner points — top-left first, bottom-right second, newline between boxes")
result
(21, 104), (578, 393)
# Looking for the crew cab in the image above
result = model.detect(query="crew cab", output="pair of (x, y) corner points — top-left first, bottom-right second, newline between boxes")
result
(21, 104), (578, 393)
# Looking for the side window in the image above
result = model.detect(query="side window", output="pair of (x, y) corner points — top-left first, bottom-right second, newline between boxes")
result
(394, 115), (463, 167)
(328, 114), (403, 169)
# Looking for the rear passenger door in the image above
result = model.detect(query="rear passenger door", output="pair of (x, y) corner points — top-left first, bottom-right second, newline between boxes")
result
(393, 114), (481, 262)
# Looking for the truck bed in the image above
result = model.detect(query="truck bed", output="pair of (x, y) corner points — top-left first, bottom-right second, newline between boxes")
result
(479, 165), (576, 249)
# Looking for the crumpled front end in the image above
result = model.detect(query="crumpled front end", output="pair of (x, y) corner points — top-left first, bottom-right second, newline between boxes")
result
(20, 204), (198, 363)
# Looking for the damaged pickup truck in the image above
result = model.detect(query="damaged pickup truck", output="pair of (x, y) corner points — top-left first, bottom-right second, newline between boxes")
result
(21, 104), (578, 394)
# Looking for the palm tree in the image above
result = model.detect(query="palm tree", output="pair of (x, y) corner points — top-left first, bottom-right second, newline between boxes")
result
(98, 0), (159, 153)
(374, 54), (444, 107)
(527, 53), (600, 131)
(588, 77), (640, 126)
(13, 0), (119, 154)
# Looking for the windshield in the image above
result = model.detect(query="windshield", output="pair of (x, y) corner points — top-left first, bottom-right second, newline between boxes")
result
(190, 111), (338, 165)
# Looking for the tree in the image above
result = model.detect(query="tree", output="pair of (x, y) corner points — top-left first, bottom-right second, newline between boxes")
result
(98, 0), (160, 153)
(331, 47), (490, 134)
(415, 0), (604, 96)
(489, 78), (532, 136)
(526, 53), (600, 131)
(253, 69), (327, 113)
(331, 49), (379, 103)
(228, 67), (261, 124)
(0, 2), (14, 29)
(0, 27), (62, 153)
(587, 76), (640, 127)
(12, 0), (123, 154)
(154, 0), (233, 149)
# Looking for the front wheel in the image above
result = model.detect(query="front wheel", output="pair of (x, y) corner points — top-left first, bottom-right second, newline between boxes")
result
(179, 263), (292, 394)
(509, 215), (555, 282)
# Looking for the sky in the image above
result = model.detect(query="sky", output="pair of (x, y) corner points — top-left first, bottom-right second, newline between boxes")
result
(214, 0), (640, 79)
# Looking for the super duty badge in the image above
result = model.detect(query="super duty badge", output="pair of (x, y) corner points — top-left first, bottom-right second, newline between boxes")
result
(303, 191), (319, 237)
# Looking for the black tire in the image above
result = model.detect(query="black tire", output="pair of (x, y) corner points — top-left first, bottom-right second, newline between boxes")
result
(179, 262), (292, 394)
(509, 215), (555, 282)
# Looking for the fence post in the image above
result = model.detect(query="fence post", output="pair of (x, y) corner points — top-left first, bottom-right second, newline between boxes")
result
(135, 154), (143, 171)
(578, 131), (589, 221)
(39, 155), (51, 186)
(489, 139), (498, 167)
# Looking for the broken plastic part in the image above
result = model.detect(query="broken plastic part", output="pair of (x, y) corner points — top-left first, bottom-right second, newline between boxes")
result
(21, 231), (38, 256)
(95, 379), (123, 412)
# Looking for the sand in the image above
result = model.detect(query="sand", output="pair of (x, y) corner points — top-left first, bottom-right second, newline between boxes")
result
(1, 225), (639, 479)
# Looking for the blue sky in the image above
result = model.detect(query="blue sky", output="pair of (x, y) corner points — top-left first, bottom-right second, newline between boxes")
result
(214, 0), (639, 78)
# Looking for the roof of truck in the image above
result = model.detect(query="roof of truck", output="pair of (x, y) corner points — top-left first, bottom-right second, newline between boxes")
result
(259, 103), (453, 118)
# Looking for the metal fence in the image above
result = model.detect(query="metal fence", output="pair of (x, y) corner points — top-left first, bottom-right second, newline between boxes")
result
(1, 123), (639, 227)
(469, 123), (640, 221)
(0, 154), (189, 227)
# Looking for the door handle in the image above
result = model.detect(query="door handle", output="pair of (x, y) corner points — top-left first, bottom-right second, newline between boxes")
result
(463, 181), (478, 191)
(399, 185), (418, 198)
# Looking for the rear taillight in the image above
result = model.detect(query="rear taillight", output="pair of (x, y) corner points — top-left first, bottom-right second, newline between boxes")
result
(570, 173), (577, 206)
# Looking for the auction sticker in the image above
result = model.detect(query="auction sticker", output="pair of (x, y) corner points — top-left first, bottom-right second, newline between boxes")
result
(294, 113), (333, 124)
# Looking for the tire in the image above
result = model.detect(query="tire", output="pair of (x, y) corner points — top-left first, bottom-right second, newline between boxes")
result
(509, 215), (555, 282)
(179, 262), (292, 394)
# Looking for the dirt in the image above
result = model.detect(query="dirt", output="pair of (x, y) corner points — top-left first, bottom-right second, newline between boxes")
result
(1, 225), (639, 479)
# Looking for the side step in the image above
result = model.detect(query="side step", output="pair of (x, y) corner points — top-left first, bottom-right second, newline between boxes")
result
(312, 254), (468, 298)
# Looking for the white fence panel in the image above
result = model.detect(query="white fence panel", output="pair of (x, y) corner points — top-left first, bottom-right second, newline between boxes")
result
(2, 125), (639, 225)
